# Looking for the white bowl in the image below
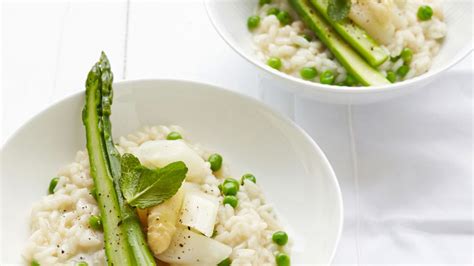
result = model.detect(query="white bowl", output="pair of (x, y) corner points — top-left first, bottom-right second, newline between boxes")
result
(1, 79), (343, 265)
(205, 0), (472, 104)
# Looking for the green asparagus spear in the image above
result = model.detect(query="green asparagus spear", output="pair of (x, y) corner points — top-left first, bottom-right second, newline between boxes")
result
(83, 61), (134, 265)
(311, 0), (389, 67)
(289, 0), (389, 86)
(97, 52), (156, 266)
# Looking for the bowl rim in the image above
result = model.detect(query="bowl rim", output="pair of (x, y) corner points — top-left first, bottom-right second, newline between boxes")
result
(1, 78), (344, 264)
(203, 0), (473, 94)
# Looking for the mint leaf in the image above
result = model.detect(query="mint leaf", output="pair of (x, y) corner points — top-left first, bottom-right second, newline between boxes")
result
(120, 153), (142, 201)
(327, 0), (351, 22)
(120, 153), (188, 209)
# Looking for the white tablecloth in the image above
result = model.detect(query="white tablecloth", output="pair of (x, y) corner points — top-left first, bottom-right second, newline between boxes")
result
(1, 1), (473, 264)
(297, 71), (473, 264)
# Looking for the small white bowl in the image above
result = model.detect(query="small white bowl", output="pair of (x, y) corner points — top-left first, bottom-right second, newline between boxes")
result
(1, 79), (343, 265)
(205, 0), (472, 104)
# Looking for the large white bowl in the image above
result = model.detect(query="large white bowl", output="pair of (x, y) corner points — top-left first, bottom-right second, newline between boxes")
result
(1, 80), (343, 265)
(205, 0), (472, 104)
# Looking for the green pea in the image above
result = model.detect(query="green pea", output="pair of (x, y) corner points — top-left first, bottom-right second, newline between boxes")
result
(417, 5), (433, 21)
(267, 7), (280, 16)
(76, 262), (88, 266)
(224, 178), (240, 188)
(31, 260), (40, 266)
(275, 252), (290, 266)
(247, 15), (260, 30)
(218, 183), (223, 193)
(48, 177), (59, 194)
(90, 187), (98, 200)
(241, 173), (257, 185)
(272, 231), (289, 246)
(259, 0), (271, 6)
(344, 73), (357, 86)
(386, 71), (397, 83)
(166, 131), (182, 140)
(300, 67), (318, 80)
(89, 215), (103, 231)
(397, 65), (410, 78)
(223, 195), (238, 208)
(218, 257), (232, 266)
(401, 48), (413, 64)
(277, 11), (292, 25)
(320, 70), (335, 85)
(222, 182), (239, 196)
(208, 153), (223, 172)
(267, 57), (282, 70)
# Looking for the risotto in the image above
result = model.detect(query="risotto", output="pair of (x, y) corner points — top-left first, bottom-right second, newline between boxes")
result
(250, 0), (447, 85)
(23, 125), (291, 266)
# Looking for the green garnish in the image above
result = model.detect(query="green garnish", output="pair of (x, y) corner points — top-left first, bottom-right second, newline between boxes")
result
(300, 67), (318, 80)
(397, 65), (409, 78)
(218, 257), (232, 266)
(166, 131), (182, 140)
(119, 153), (187, 209)
(208, 153), (223, 171)
(267, 57), (282, 70)
(401, 48), (413, 64)
(222, 181), (239, 196)
(247, 15), (261, 30)
(275, 252), (291, 266)
(267, 7), (280, 16)
(241, 173), (257, 184)
(327, 0), (351, 22)
(386, 71), (397, 83)
(89, 215), (103, 231)
(277, 10), (292, 25)
(417, 5), (433, 21)
(320, 70), (335, 84)
(272, 231), (289, 246)
(223, 178), (240, 189)
(48, 177), (59, 194)
(344, 73), (357, 86)
(223, 195), (238, 208)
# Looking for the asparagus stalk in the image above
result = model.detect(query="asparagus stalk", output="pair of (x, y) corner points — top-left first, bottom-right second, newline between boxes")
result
(310, 0), (389, 67)
(289, 0), (390, 86)
(97, 52), (156, 266)
(83, 61), (134, 265)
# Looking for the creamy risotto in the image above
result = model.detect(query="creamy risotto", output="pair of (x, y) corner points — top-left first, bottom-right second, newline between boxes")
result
(249, 0), (446, 85)
(24, 126), (291, 266)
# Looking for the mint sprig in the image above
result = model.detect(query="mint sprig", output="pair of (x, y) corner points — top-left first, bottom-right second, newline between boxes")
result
(120, 153), (188, 209)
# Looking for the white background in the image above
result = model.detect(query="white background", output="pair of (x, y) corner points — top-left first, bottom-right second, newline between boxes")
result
(1, 0), (473, 264)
